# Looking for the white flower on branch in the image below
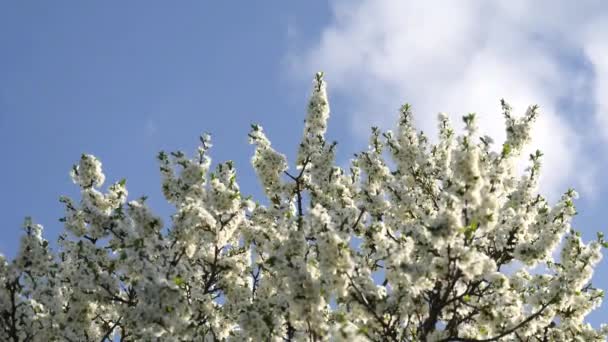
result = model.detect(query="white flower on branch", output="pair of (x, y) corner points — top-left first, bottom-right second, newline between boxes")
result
(1, 74), (606, 341)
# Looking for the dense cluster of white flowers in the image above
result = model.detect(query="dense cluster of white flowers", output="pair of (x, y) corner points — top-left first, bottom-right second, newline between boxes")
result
(1, 73), (607, 341)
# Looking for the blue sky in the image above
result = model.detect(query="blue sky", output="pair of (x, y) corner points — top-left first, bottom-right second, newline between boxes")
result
(0, 0), (337, 249)
(1, 1), (607, 327)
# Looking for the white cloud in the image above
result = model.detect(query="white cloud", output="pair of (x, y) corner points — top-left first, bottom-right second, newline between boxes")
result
(583, 16), (608, 141)
(289, 0), (608, 200)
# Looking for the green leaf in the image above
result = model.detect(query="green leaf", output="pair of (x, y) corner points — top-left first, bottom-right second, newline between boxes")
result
(335, 312), (346, 323)
(463, 295), (471, 302)
(462, 220), (479, 240)
(118, 178), (127, 187)
(462, 113), (476, 125)
(173, 276), (185, 287)
(502, 143), (511, 156)
(470, 219), (479, 230)
(357, 326), (369, 335)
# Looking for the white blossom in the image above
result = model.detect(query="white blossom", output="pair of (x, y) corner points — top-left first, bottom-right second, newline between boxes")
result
(0, 74), (606, 342)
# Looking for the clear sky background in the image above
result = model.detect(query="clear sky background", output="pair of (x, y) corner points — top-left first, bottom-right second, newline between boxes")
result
(1, 0), (607, 328)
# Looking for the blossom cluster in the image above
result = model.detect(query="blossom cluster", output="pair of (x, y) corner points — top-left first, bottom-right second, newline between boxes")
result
(1, 74), (606, 341)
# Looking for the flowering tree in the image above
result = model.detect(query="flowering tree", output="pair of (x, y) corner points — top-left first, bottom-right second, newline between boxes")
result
(1, 73), (607, 342)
